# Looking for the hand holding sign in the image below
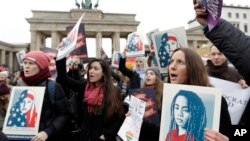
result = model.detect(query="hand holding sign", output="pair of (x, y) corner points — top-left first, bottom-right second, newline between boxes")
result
(195, 0), (223, 31)
(56, 13), (85, 61)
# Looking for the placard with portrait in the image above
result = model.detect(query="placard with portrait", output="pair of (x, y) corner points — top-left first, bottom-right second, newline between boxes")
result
(2, 86), (45, 140)
(160, 84), (222, 141)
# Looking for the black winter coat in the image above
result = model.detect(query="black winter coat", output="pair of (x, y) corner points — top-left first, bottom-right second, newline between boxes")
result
(17, 79), (69, 141)
(56, 58), (124, 141)
(205, 18), (250, 134)
(206, 19), (250, 86)
(206, 60), (243, 83)
(118, 58), (141, 89)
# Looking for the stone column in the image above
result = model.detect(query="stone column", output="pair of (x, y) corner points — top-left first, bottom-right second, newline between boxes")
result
(8, 51), (13, 72)
(96, 32), (102, 58)
(36, 32), (43, 50)
(30, 31), (46, 51)
(192, 40), (198, 49)
(1, 50), (6, 64)
(13, 53), (19, 72)
(112, 32), (120, 53)
(51, 31), (62, 48)
(30, 31), (37, 51)
(41, 34), (46, 47)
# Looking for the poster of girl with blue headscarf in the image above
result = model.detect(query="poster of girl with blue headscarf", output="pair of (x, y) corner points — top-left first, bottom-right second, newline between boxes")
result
(152, 27), (188, 74)
(3, 87), (45, 140)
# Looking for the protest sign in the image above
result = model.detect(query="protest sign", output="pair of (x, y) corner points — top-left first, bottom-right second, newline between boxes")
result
(118, 95), (146, 141)
(209, 77), (250, 124)
(3, 87), (45, 140)
(146, 28), (159, 52)
(56, 13), (85, 60)
(16, 50), (26, 66)
(126, 32), (145, 58)
(40, 47), (58, 79)
(111, 51), (122, 68)
(152, 26), (188, 74)
(196, 0), (223, 31)
(160, 83), (222, 141)
(126, 88), (161, 126)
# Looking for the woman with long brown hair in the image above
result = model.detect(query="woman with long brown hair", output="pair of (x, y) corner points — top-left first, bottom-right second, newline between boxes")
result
(135, 67), (163, 141)
(56, 57), (125, 141)
(141, 67), (163, 110)
(166, 48), (231, 141)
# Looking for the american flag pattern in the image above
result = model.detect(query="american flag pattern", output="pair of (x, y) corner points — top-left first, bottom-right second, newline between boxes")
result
(7, 89), (37, 127)
(128, 33), (143, 52)
(158, 33), (170, 68)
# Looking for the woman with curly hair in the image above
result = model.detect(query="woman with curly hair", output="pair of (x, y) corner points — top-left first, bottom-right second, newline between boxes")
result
(166, 90), (206, 141)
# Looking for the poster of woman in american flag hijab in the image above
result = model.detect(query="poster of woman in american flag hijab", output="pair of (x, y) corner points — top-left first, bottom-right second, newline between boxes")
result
(152, 27), (188, 74)
(126, 32), (145, 58)
(3, 87), (45, 140)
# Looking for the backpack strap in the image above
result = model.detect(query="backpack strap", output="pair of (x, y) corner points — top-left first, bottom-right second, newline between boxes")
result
(47, 79), (56, 105)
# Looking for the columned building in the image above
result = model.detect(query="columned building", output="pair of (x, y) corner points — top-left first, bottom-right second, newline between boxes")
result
(186, 26), (211, 49)
(0, 41), (28, 72)
(1, 8), (140, 72)
(3, 4), (249, 72)
(26, 9), (140, 58)
(187, 4), (250, 49)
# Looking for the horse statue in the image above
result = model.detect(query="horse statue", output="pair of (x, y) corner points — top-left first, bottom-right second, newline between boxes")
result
(75, 0), (100, 9)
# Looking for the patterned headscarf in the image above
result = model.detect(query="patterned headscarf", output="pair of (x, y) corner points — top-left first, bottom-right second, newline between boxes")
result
(7, 89), (37, 127)
(158, 33), (170, 68)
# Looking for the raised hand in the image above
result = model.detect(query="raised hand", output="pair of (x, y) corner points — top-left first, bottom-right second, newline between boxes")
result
(122, 45), (128, 59)
(193, 0), (208, 26)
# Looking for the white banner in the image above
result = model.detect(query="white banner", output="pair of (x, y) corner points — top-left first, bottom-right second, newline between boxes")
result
(209, 77), (250, 125)
(118, 95), (146, 141)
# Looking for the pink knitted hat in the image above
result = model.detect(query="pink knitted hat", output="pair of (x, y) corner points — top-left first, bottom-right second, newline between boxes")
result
(23, 51), (50, 69)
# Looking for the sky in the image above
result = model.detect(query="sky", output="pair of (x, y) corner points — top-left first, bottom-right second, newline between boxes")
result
(0, 0), (249, 57)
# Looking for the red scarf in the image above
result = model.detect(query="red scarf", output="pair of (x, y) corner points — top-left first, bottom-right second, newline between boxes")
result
(21, 68), (51, 86)
(84, 83), (104, 106)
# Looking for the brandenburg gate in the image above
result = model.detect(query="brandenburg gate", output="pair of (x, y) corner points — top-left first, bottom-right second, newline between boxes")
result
(1, 8), (210, 72)
(27, 9), (140, 57)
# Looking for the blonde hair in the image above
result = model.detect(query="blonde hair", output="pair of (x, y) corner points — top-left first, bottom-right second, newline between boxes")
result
(0, 71), (8, 78)
(133, 57), (148, 70)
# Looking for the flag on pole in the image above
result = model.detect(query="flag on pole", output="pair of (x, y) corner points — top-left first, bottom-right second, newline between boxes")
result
(56, 13), (85, 61)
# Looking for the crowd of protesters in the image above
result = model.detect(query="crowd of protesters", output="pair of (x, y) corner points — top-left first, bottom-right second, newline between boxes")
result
(1, 1), (250, 141)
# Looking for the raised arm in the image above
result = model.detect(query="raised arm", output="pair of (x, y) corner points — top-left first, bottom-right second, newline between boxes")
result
(205, 19), (250, 85)
(118, 49), (134, 78)
(56, 58), (86, 91)
(193, 0), (250, 85)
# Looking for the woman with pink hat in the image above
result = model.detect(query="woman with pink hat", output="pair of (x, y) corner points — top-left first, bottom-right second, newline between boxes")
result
(16, 51), (69, 141)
